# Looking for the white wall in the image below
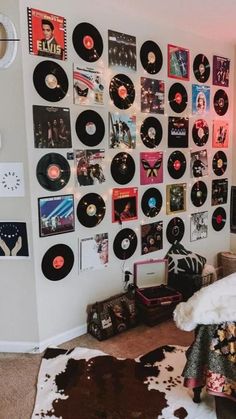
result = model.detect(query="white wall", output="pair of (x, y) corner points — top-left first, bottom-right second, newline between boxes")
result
(0, 0), (39, 347)
(1, 0), (233, 349)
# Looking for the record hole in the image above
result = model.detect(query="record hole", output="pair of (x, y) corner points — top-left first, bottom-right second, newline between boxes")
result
(47, 164), (61, 180)
(83, 35), (94, 50)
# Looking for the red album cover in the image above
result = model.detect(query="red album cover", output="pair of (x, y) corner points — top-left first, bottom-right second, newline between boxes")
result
(212, 120), (229, 148)
(112, 187), (138, 223)
(140, 151), (163, 185)
(28, 8), (67, 60)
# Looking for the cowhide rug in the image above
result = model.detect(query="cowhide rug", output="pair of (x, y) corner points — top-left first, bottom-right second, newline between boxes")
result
(31, 345), (216, 419)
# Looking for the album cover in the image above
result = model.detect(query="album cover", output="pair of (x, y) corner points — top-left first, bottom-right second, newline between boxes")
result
(213, 55), (230, 87)
(212, 120), (229, 148)
(168, 117), (189, 148)
(80, 233), (108, 271)
(166, 183), (186, 214)
(190, 149), (208, 178)
(108, 29), (136, 71)
(140, 151), (163, 185)
(0, 163), (25, 197)
(192, 85), (210, 115)
(73, 65), (105, 106)
(0, 222), (29, 258)
(141, 221), (163, 255)
(190, 211), (208, 241)
(27, 8), (66, 60)
(212, 178), (228, 206)
(140, 77), (164, 114)
(75, 149), (105, 186)
(168, 44), (189, 80)
(33, 106), (71, 148)
(38, 194), (75, 237)
(109, 112), (136, 149)
(112, 187), (138, 223)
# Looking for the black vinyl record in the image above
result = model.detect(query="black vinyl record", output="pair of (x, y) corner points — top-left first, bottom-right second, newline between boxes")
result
(168, 151), (186, 179)
(75, 110), (105, 146)
(141, 187), (162, 217)
(191, 181), (207, 207)
(140, 40), (163, 74)
(113, 228), (137, 260)
(192, 119), (209, 147)
(41, 244), (74, 281)
(72, 22), (103, 62)
(166, 217), (185, 244)
(213, 89), (229, 116)
(140, 117), (163, 148)
(77, 193), (106, 227)
(193, 54), (210, 83)
(168, 83), (188, 113)
(36, 153), (71, 191)
(212, 151), (227, 176)
(33, 60), (69, 102)
(212, 207), (226, 231)
(111, 152), (135, 184)
(109, 74), (135, 109)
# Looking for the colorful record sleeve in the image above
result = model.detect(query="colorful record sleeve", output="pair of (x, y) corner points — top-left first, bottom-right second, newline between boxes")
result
(190, 149), (208, 178)
(166, 183), (187, 214)
(141, 221), (163, 255)
(27, 8), (66, 60)
(168, 44), (189, 80)
(213, 55), (230, 87)
(112, 187), (138, 223)
(190, 211), (208, 242)
(212, 178), (228, 206)
(108, 29), (136, 71)
(168, 117), (189, 148)
(140, 77), (164, 114)
(140, 151), (163, 185)
(212, 120), (229, 148)
(38, 194), (75, 237)
(192, 119), (209, 147)
(0, 222), (29, 257)
(80, 233), (108, 271)
(73, 65), (105, 106)
(75, 149), (105, 187)
(192, 84), (210, 115)
(109, 112), (136, 149)
(33, 105), (71, 148)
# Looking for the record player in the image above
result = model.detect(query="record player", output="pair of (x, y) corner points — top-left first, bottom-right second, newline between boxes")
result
(133, 259), (182, 325)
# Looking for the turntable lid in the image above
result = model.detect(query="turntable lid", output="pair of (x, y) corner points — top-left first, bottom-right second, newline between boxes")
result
(134, 259), (168, 288)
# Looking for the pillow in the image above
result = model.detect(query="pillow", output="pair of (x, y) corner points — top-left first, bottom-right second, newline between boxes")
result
(166, 242), (206, 275)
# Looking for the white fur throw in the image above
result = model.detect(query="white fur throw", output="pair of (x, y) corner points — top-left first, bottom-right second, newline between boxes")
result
(173, 273), (236, 331)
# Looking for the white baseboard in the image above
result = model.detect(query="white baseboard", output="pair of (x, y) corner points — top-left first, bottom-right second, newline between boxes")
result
(0, 323), (87, 354)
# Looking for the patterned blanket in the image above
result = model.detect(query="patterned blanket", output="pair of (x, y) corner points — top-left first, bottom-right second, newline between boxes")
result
(31, 345), (216, 419)
(183, 322), (236, 402)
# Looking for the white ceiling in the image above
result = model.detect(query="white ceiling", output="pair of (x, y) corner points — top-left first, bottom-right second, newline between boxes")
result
(122, 0), (236, 45)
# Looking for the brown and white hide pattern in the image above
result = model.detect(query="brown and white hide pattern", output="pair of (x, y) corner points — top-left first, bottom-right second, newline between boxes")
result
(31, 345), (216, 419)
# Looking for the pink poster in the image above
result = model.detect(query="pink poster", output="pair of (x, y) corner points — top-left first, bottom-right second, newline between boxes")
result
(140, 151), (163, 185)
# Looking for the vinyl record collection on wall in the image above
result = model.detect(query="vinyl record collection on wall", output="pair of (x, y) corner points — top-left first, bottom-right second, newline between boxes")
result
(24, 7), (231, 280)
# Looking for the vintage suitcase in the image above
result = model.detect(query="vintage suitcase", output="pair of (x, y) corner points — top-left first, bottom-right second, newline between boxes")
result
(134, 259), (182, 307)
